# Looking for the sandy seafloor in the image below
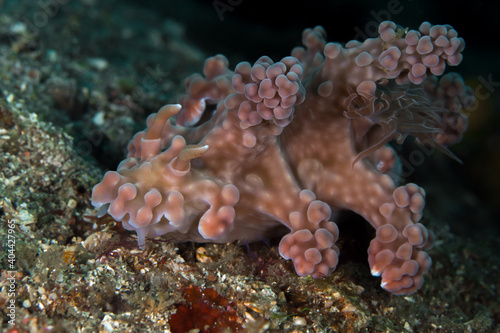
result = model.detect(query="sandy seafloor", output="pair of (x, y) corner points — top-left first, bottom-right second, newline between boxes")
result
(0, 0), (499, 332)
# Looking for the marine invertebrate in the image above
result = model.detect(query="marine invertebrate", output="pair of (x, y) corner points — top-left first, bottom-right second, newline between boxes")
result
(91, 21), (473, 295)
(169, 285), (243, 332)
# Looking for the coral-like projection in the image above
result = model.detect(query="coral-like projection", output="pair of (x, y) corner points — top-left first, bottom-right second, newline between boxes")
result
(92, 21), (474, 295)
